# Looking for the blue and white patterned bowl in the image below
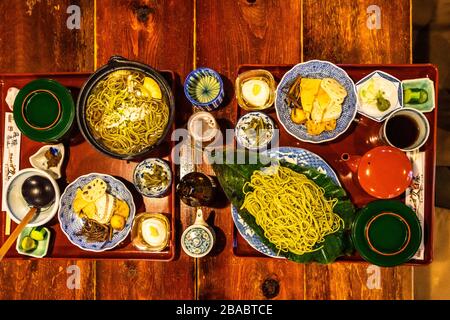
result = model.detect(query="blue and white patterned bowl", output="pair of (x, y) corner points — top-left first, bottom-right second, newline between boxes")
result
(355, 70), (403, 122)
(235, 112), (275, 150)
(184, 67), (224, 111)
(133, 158), (172, 197)
(231, 146), (341, 258)
(275, 60), (357, 143)
(58, 173), (136, 252)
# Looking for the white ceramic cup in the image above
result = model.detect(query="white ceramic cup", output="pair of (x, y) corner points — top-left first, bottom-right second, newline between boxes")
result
(381, 108), (430, 151)
(5, 168), (60, 227)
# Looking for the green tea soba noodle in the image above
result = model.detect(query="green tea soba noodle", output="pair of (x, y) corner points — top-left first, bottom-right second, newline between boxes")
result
(85, 70), (169, 155)
(241, 166), (343, 255)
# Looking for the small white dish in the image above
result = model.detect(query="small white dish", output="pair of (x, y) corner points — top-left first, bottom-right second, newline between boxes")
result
(356, 70), (403, 122)
(5, 87), (20, 111)
(5, 168), (60, 227)
(29, 144), (65, 179)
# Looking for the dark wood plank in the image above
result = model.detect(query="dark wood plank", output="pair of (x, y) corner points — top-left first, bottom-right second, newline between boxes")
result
(196, 0), (304, 300)
(305, 263), (413, 299)
(303, 0), (413, 300)
(0, 0), (94, 72)
(95, 0), (195, 300)
(303, 0), (411, 64)
(0, 0), (95, 300)
(0, 260), (95, 299)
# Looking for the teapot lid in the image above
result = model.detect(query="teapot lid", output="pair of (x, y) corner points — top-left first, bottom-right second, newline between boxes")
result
(358, 146), (413, 199)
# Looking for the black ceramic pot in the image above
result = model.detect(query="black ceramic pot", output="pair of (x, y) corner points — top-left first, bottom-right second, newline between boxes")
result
(76, 56), (175, 160)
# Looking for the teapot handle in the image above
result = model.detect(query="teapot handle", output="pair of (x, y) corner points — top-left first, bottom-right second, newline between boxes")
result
(194, 208), (208, 226)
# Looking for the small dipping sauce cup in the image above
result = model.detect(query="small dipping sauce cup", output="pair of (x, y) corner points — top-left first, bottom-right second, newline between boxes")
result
(380, 107), (430, 151)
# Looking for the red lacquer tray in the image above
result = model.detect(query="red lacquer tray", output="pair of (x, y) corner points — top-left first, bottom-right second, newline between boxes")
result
(0, 72), (178, 261)
(232, 64), (437, 265)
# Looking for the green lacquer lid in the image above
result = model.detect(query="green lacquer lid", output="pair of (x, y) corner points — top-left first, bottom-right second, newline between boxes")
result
(13, 79), (75, 142)
(352, 200), (422, 267)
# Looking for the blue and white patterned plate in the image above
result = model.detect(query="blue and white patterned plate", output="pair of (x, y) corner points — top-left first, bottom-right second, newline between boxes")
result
(275, 60), (357, 143)
(231, 146), (341, 258)
(58, 173), (136, 252)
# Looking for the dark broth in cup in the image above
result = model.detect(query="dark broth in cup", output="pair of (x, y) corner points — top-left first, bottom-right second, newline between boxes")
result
(385, 114), (420, 149)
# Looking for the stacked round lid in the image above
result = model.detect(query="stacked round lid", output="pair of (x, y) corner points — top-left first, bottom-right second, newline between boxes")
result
(13, 79), (75, 142)
(352, 200), (422, 267)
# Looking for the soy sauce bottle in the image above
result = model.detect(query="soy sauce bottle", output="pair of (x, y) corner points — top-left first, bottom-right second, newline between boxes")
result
(176, 172), (217, 207)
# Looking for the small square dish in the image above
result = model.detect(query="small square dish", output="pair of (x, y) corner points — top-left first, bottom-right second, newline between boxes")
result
(356, 70), (403, 122)
(236, 69), (276, 111)
(16, 227), (51, 258)
(402, 78), (435, 113)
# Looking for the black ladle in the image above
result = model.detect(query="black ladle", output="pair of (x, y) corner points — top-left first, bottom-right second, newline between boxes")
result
(21, 175), (56, 210)
(0, 175), (56, 261)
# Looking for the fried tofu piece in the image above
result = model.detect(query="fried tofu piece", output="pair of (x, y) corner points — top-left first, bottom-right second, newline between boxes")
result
(300, 78), (322, 113)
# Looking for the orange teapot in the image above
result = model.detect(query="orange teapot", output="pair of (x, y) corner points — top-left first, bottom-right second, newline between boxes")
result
(341, 146), (413, 199)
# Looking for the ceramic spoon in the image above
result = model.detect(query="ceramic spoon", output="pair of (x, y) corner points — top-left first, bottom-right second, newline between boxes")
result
(0, 175), (55, 261)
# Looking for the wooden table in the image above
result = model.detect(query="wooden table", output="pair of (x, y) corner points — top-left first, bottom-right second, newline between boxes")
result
(0, 0), (413, 300)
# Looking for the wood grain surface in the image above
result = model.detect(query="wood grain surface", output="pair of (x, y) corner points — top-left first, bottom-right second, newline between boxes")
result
(303, 0), (411, 64)
(0, 0), (414, 300)
(195, 0), (304, 300)
(0, 0), (95, 299)
(94, 0), (195, 300)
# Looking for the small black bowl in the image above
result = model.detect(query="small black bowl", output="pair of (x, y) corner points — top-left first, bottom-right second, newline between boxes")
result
(76, 56), (175, 160)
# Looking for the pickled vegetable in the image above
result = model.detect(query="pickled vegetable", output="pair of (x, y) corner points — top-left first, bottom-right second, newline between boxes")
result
(21, 236), (37, 252)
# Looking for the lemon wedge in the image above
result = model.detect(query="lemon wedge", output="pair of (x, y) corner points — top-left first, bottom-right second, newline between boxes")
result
(143, 77), (162, 99)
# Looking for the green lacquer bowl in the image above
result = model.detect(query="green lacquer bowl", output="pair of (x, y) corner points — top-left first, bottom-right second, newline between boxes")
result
(352, 200), (422, 267)
(13, 79), (75, 143)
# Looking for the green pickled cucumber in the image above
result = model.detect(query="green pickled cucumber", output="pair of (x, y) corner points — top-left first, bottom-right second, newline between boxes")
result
(404, 88), (428, 104)
(30, 227), (47, 241)
(419, 90), (428, 104)
(21, 236), (37, 252)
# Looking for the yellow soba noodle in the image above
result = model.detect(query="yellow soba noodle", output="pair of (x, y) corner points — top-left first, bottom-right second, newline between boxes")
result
(241, 166), (343, 255)
(85, 70), (169, 155)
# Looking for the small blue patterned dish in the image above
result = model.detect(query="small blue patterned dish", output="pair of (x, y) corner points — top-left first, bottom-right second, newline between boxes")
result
(231, 146), (341, 258)
(133, 158), (172, 198)
(275, 60), (357, 143)
(181, 208), (215, 258)
(356, 70), (403, 122)
(184, 67), (224, 111)
(58, 173), (136, 252)
(235, 112), (275, 150)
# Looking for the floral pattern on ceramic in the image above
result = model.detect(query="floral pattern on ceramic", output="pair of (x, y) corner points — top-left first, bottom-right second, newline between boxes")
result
(58, 173), (136, 252)
(182, 227), (212, 256)
(133, 158), (172, 197)
(275, 60), (357, 143)
(184, 67), (224, 111)
(181, 208), (215, 258)
(235, 112), (275, 150)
